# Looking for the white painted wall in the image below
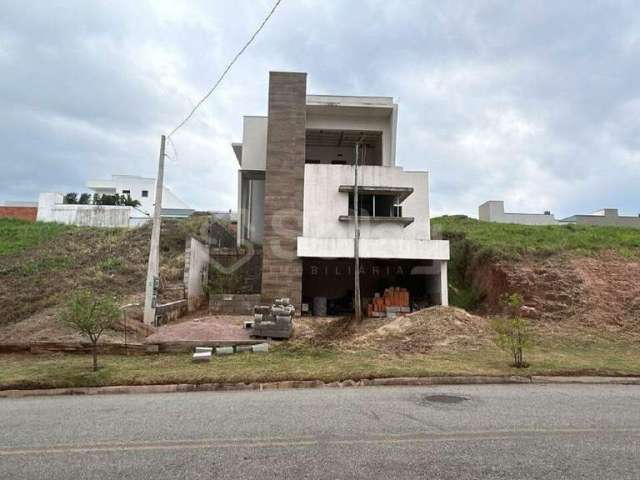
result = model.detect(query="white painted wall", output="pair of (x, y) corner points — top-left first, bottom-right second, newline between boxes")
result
(240, 116), (268, 171)
(86, 175), (193, 218)
(37, 193), (130, 227)
(302, 164), (430, 240)
(185, 236), (210, 311)
(298, 164), (449, 261)
(479, 200), (559, 226)
(297, 237), (450, 260)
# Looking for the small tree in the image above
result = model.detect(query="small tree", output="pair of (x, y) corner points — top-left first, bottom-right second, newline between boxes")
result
(78, 193), (91, 204)
(491, 293), (531, 368)
(122, 194), (141, 207)
(59, 290), (120, 371)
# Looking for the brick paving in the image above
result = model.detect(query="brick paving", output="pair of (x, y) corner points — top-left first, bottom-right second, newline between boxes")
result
(145, 315), (254, 344)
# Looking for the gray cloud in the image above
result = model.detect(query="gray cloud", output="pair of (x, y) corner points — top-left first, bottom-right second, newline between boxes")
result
(1, 0), (639, 219)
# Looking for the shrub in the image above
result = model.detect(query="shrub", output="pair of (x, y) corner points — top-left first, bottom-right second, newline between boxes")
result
(59, 290), (120, 371)
(63, 193), (78, 204)
(491, 293), (531, 368)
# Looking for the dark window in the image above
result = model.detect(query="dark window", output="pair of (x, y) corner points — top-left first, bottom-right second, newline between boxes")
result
(331, 160), (347, 165)
(348, 193), (402, 218)
(141, 190), (149, 198)
(306, 159), (321, 164)
(122, 190), (130, 195)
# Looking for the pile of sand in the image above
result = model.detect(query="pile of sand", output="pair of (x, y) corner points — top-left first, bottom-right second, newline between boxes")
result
(351, 306), (492, 354)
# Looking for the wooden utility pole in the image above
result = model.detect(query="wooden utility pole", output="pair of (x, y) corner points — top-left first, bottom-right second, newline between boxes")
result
(353, 142), (362, 322)
(143, 135), (166, 325)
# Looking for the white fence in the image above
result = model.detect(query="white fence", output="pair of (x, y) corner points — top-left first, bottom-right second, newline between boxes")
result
(37, 193), (131, 227)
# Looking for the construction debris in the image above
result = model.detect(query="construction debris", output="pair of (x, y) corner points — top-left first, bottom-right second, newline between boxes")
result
(215, 346), (234, 355)
(252, 298), (295, 339)
(192, 347), (212, 362)
(367, 287), (410, 318)
(252, 342), (269, 353)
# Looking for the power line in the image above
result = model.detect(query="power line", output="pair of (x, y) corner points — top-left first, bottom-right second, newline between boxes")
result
(167, 0), (283, 138)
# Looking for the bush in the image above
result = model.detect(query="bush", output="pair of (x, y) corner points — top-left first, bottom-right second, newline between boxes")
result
(58, 290), (120, 371)
(491, 293), (531, 368)
(63, 193), (78, 204)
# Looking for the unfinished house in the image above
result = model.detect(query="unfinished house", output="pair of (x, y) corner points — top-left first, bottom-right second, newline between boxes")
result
(231, 71), (449, 315)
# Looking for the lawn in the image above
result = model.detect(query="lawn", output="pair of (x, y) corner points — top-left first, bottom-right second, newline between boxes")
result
(432, 215), (640, 258)
(2, 336), (639, 390)
(0, 218), (71, 256)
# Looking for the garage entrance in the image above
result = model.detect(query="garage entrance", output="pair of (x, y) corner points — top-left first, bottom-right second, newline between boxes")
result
(302, 258), (445, 316)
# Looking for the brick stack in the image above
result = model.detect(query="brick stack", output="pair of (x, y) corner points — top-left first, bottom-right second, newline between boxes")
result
(367, 287), (410, 318)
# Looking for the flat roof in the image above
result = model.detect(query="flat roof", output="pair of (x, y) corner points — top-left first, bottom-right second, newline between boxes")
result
(306, 94), (394, 107)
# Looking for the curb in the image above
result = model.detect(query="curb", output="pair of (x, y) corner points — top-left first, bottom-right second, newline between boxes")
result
(1, 375), (639, 398)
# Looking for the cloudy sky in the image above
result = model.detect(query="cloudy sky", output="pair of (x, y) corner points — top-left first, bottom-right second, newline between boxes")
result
(1, 0), (639, 218)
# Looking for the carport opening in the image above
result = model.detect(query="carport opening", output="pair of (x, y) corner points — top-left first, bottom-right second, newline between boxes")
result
(302, 258), (443, 316)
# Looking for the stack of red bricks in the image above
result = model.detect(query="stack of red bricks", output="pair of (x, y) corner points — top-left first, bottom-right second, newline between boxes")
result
(367, 287), (410, 318)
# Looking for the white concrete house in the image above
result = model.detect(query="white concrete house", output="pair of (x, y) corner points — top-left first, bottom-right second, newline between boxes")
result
(561, 208), (640, 228)
(231, 71), (449, 313)
(86, 175), (194, 224)
(479, 200), (559, 226)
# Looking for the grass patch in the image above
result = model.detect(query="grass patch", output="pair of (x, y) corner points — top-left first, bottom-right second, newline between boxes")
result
(0, 219), (71, 256)
(432, 215), (640, 258)
(97, 257), (126, 272)
(2, 336), (639, 390)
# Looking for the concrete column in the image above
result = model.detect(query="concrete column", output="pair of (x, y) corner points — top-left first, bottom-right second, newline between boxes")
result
(439, 260), (449, 306)
(260, 71), (307, 310)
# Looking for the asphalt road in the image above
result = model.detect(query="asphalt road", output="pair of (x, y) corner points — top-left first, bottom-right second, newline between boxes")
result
(1, 384), (639, 479)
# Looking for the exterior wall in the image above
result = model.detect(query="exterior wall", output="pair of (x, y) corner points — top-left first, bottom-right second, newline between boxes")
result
(0, 206), (38, 222)
(479, 200), (559, 226)
(297, 237), (449, 260)
(563, 209), (640, 228)
(37, 192), (130, 227)
(240, 117), (268, 171)
(86, 175), (193, 219)
(184, 236), (210, 311)
(302, 164), (430, 241)
(260, 72), (307, 309)
(209, 294), (262, 314)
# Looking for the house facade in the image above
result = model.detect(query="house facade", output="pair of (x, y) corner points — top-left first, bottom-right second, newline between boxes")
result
(86, 175), (194, 224)
(479, 200), (559, 226)
(561, 208), (640, 228)
(232, 71), (449, 314)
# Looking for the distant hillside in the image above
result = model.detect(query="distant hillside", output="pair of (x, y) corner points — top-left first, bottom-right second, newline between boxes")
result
(0, 217), (208, 326)
(432, 216), (640, 332)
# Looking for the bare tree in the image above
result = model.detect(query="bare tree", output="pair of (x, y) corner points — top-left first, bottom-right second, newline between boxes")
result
(59, 290), (120, 371)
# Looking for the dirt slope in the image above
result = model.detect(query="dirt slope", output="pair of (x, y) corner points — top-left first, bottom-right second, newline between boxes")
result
(472, 251), (640, 333)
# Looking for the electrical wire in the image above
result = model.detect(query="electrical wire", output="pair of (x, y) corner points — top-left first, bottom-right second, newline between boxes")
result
(167, 0), (283, 138)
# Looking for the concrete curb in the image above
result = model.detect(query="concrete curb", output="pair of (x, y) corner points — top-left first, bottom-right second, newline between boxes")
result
(1, 375), (639, 398)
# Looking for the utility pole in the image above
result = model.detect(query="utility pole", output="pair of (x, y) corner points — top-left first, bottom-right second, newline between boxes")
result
(143, 135), (166, 325)
(353, 142), (362, 322)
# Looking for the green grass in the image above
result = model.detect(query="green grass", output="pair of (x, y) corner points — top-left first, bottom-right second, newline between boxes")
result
(0, 218), (71, 256)
(432, 215), (640, 258)
(2, 337), (639, 390)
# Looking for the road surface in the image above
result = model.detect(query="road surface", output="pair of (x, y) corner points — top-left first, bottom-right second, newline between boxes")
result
(1, 384), (639, 479)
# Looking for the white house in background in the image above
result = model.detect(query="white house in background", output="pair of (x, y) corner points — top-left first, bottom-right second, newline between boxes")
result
(86, 175), (194, 224)
(232, 71), (450, 313)
(561, 208), (640, 228)
(479, 200), (560, 226)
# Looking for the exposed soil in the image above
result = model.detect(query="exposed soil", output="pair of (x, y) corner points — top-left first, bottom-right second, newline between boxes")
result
(470, 250), (640, 334)
(293, 306), (492, 354)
